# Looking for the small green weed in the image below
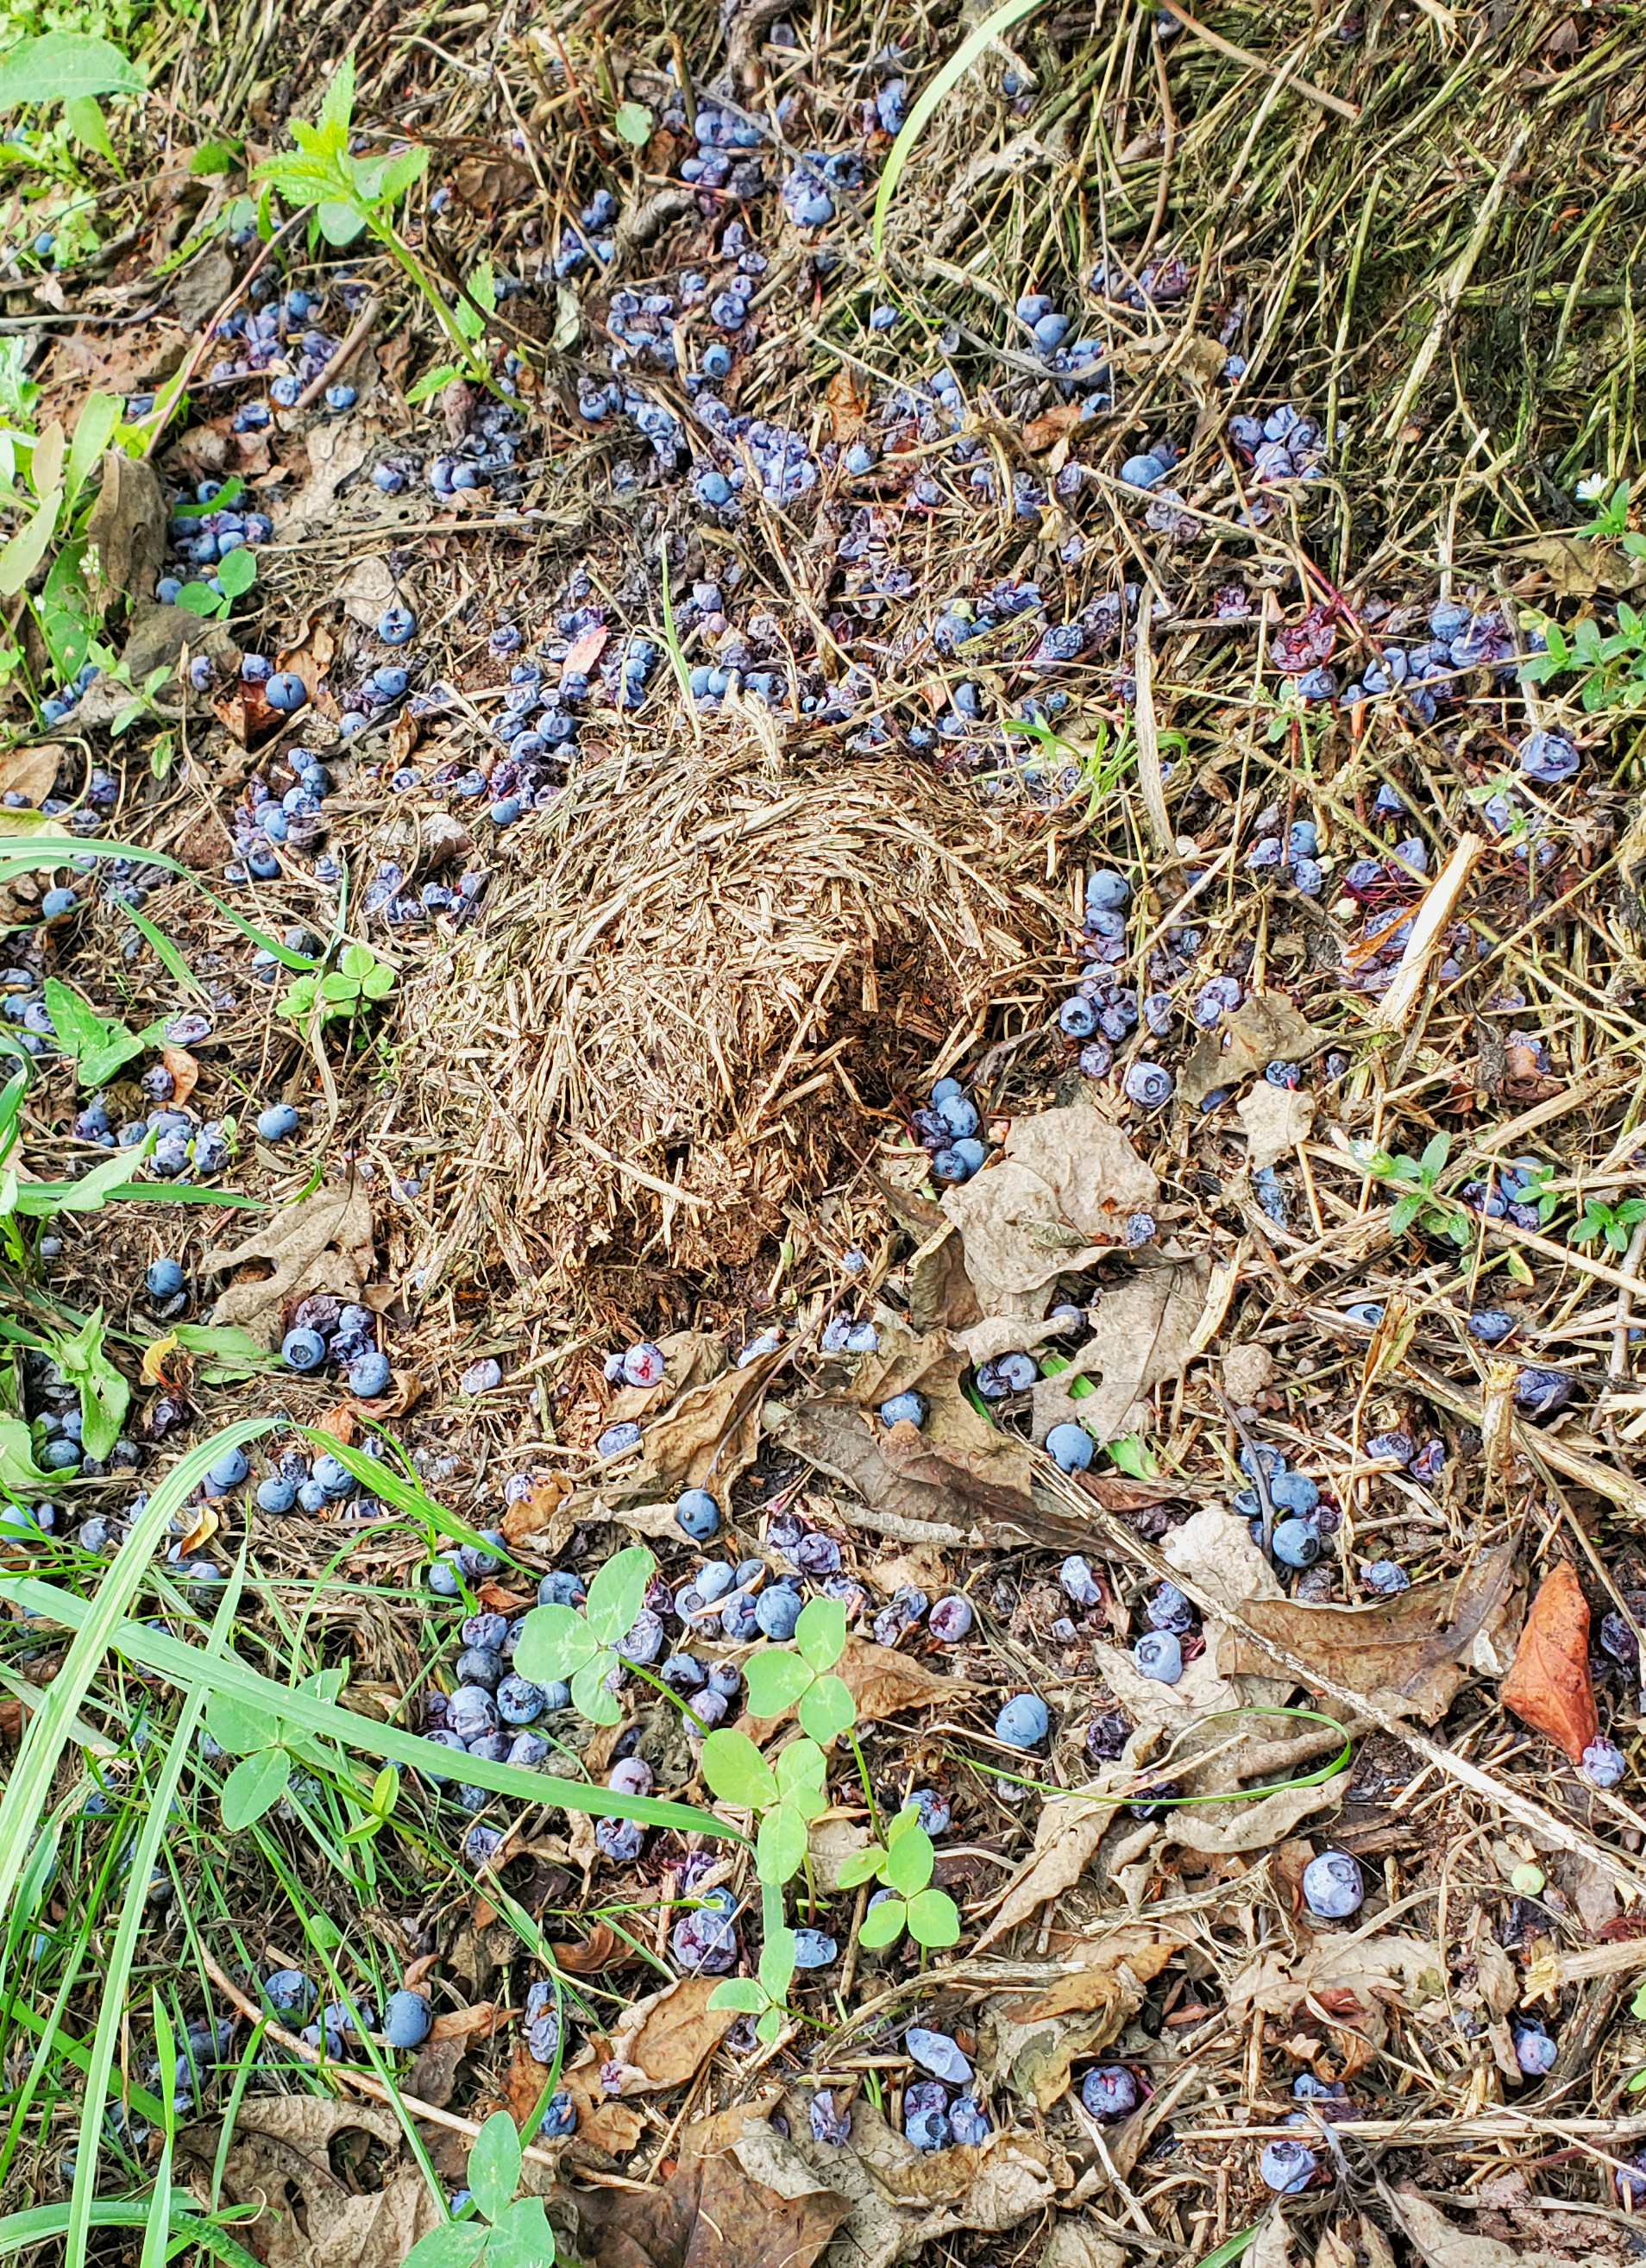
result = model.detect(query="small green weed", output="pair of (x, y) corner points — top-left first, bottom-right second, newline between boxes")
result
(280, 943), (396, 1024)
(1356, 1131), (1472, 1245)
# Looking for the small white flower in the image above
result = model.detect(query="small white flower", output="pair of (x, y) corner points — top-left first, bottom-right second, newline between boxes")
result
(1574, 471), (1611, 502)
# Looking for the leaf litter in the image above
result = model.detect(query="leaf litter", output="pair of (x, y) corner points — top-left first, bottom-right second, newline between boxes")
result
(10, 0), (1646, 2264)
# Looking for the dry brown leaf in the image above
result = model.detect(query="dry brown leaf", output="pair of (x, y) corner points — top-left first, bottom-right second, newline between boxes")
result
(1030, 1259), (1210, 1446)
(982, 1932), (1171, 2104)
(826, 364), (870, 440)
(908, 1222), (983, 1332)
(1226, 1539), (1523, 1725)
(1021, 400), (1089, 455)
(174, 1502), (218, 1557)
(141, 1332), (179, 1386)
(603, 1345), (782, 1511)
(179, 2096), (444, 2268)
(173, 247), (234, 331)
(85, 453), (166, 619)
(606, 1329), (729, 1422)
(555, 2045), (648, 2155)
(1040, 2227), (1126, 2268)
(546, 1921), (625, 1975)
(311, 1402), (358, 1445)
(1227, 1936), (1445, 2079)
(427, 1997), (495, 2044)
(161, 1045), (199, 1108)
(1250, 2207), (1293, 2268)
(1179, 992), (1322, 1108)
(0, 745), (63, 807)
(1238, 1083), (1316, 1172)
(1500, 1561), (1597, 1763)
(204, 1180), (376, 1347)
(973, 1792), (1123, 1952)
(404, 2032), (467, 2108)
(942, 1106), (1158, 1315)
(563, 624), (610, 675)
(608, 1974), (738, 2088)
(1381, 2185), (1618, 2268)
(501, 1472), (572, 1549)
(276, 421), (371, 531)
(807, 1813), (874, 1890)
(451, 154), (534, 211)
(336, 554), (400, 628)
(839, 1635), (962, 1719)
(576, 2099), (850, 2268)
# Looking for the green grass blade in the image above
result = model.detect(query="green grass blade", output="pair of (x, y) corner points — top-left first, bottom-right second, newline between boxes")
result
(0, 1418), (271, 1988)
(0, 1568), (738, 1837)
(0, 839), (317, 967)
(9, 1179), (261, 1213)
(871, 0), (1046, 254)
(123, 904), (207, 999)
(0, 2197), (204, 2252)
(65, 1552), (252, 2266)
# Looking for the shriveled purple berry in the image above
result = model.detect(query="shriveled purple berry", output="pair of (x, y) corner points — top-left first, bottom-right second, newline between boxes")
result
(1080, 2065), (1137, 2120)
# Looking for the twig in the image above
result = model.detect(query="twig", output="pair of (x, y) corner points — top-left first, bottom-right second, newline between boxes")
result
(1609, 1213), (1646, 1384)
(1152, 0), (1360, 123)
(565, 1128), (711, 1209)
(1373, 832), (1483, 1033)
(1130, 606), (1172, 854)
(292, 293), (384, 415)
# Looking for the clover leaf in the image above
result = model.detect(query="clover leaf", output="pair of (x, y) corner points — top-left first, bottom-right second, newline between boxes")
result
(700, 1727), (829, 1886)
(836, 1804), (960, 1949)
(741, 1596), (855, 1743)
(513, 1544), (653, 1725)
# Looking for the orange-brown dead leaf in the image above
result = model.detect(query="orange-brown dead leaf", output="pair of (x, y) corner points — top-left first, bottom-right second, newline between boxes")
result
(312, 1403), (358, 1445)
(1501, 1561), (1598, 1763)
(475, 1582), (533, 1615)
(175, 1503), (219, 1557)
(428, 1999), (499, 2044)
(141, 1332), (180, 1386)
(501, 1473), (570, 1547)
(562, 625), (609, 676)
(161, 1046), (199, 1108)
(546, 1922), (623, 1975)
(1021, 401), (1087, 455)
(826, 364), (870, 441)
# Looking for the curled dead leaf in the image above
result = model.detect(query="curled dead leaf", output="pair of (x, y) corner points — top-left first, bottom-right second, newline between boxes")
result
(501, 1472), (571, 1547)
(1500, 1561), (1598, 1764)
(160, 1045), (199, 1108)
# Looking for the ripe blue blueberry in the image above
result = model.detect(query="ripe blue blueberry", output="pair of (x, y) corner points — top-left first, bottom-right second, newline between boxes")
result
(265, 673), (306, 712)
(1059, 996), (1097, 1039)
(936, 1092), (979, 1138)
(1260, 2139), (1316, 2193)
(695, 1561), (736, 1603)
(311, 1453), (355, 1498)
(793, 1927), (837, 1968)
(1046, 1423), (1094, 1473)
(1061, 1555), (1101, 1606)
(1360, 1560), (1409, 1595)
(910, 1787), (951, 1835)
(257, 1475), (297, 1511)
(1269, 1473), (1319, 1515)
(537, 2089), (577, 2140)
(949, 2095), (991, 2145)
(1080, 2066), (1138, 2120)
(497, 1673), (545, 1724)
(756, 1586), (802, 1639)
(205, 1447), (249, 1492)
(908, 2027), (973, 2085)
(145, 1257), (185, 1301)
(1468, 1310), (1513, 1343)
(1123, 1062), (1173, 1109)
(1120, 453), (1168, 489)
(622, 1341), (666, 1387)
(905, 2106), (950, 2151)
(348, 1350), (392, 1398)
(995, 1693), (1048, 1747)
(608, 1756), (654, 1796)
(537, 1570), (585, 1608)
(378, 605), (416, 645)
(426, 1556), (462, 1598)
(880, 1391), (927, 1429)
(596, 1421), (642, 1459)
(456, 1646), (503, 1690)
(263, 1968), (315, 2015)
(41, 887), (78, 919)
(1272, 1519), (1321, 1569)
(675, 1488), (720, 1540)
(256, 1103), (298, 1141)
(720, 1588), (759, 1640)
(596, 1816), (644, 1862)
(1301, 1851), (1363, 1918)
(383, 1990), (430, 2048)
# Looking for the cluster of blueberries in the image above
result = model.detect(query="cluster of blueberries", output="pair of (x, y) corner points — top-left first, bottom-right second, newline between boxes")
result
(205, 278), (352, 394)
(276, 1295), (393, 1396)
(152, 479), (276, 613)
(909, 1074), (989, 1184)
(1271, 596), (1549, 724)
(260, 1967), (437, 2056)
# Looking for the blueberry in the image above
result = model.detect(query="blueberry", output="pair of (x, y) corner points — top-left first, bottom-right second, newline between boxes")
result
(1269, 1473), (1319, 1515)
(720, 1588), (759, 1640)
(909, 1787), (951, 1835)
(608, 1756), (654, 1797)
(1059, 996), (1097, 1039)
(1345, 1303), (1383, 1327)
(1260, 2139), (1316, 2193)
(695, 1561), (736, 1603)
(935, 1092), (979, 1139)
(537, 1570), (585, 1610)
(145, 1257), (185, 1301)
(880, 1391), (927, 1429)
(1513, 2024), (1556, 2076)
(675, 1488), (720, 1541)
(929, 1595), (973, 1643)
(794, 1927), (837, 1969)
(596, 1421), (642, 1459)
(1515, 1366), (1574, 1417)
(1272, 1519), (1321, 1569)
(1060, 1555), (1102, 1607)
(256, 1102), (299, 1142)
(426, 1557), (462, 1598)
(755, 1586), (801, 1639)
(949, 2095), (991, 2145)
(908, 2027), (973, 2085)
(265, 673), (306, 713)
(537, 2091), (576, 2138)
(1080, 2066), (1138, 2120)
(1583, 1737), (1626, 1789)
(40, 887), (78, 920)
(1134, 1629), (1184, 1683)
(263, 1968), (315, 2015)
(810, 2089), (851, 2144)
(905, 2106), (951, 2151)
(1120, 453), (1168, 489)
(205, 1447), (249, 1492)
(1360, 1560), (1409, 1595)
(1122, 1062), (1173, 1109)
(1301, 1851), (1363, 1918)
(596, 1816), (644, 1862)
(1045, 1423), (1093, 1473)
(383, 1990), (430, 2048)
(995, 1693), (1048, 1747)
(348, 1350), (392, 1398)
(622, 1340), (666, 1388)
(378, 605), (417, 645)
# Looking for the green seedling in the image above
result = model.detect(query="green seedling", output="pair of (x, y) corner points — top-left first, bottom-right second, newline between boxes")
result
(835, 1804), (960, 1949)
(513, 1545), (653, 1726)
(280, 943), (396, 1023)
(1573, 1195), (1646, 1256)
(1357, 1131), (1471, 1245)
(403, 2110), (555, 2268)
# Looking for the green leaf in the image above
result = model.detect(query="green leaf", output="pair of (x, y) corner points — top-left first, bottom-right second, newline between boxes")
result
(834, 1844), (886, 1889)
(757, 1804), (809, 1884)
(904, 1887), (961, 1946)
(700, 1728), (779, 1812)
(63, 94), (116, 163)
(374, 143), (429, 204)
(467, 2108), (521, 2224)
(883, 1819), (933, 1895)
(1388, 1194), (1421, 1235)
(858, 1894), (907, 1947)
(217, 543), (257, 597)
(41, 978), (110, 1064)
(797, 1674), (855, 1743)
(405, 362), (464, 406)
(758, 1925), (797, 2001)
(613, 100), (653, 144)
(773, 1738), (827, 1808)
(1418, 1131), (1449, 1181)
(0, 31), (145, 104)
(66, 393), (122, 502)
(317, 53), (355, 135)
(319, 971), (358, 1002)
(317, 200), (367, 245)
(486, 2198), (553, 2268)
(361, 963), (395, 1000)
(584, 1543), (654, 1644)
(204, 1690), (284, 1755)
(190, 139), (241, 173)
(569, 1649), (621, 1725)
(14, 1134), (154, 1216)
(400, 2225), (487, 2268)
(514, 1604), (598, 1685)
(742, 1649), (813, 1716)
(0, 1417), (47, 1493)
(369, 1764), (399, 1817)
(340, 942), (374, 978)
(220, 1744), (292, 1829)
(173, 581), (223, 617)
(47, 1306), (128, 1459)
(0, 488), (61, 598)
(708, 1976), (765, 2013)
(795, 1595), (846, 1673)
